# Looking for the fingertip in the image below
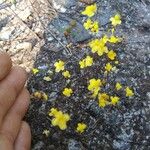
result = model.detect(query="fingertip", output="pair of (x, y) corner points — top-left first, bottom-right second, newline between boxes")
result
(0, 52), (12, 80)
(14, 121), (31, 150)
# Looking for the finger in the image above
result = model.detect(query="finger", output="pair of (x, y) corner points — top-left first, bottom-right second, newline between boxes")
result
(0, 67), (27, 125)
(0, 52), (12, 81)
(14, 121), (31, 150)
(0, 89), (30, 144)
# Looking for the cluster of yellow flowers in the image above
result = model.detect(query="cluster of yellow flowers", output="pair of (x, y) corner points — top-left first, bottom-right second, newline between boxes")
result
(82, 3), (98, 34)
(79, 55), (93, 68)
(54, 60), (71, 79)
(31, 3), (135, 133)
(98, 93), (120, 107)
(98, 83), (134, 108)
(49, 108), (87, 133)
(84, 18), (99, 33)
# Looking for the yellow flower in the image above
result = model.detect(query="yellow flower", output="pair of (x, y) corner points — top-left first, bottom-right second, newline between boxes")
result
(83, 18), (93, 30)
(42, 92), (48, 101)
(49, 108), (58, 117)
(88, 79), (102, 91)
(81, 3), (97, 17)
(102, 35), (109, 44)
(125, 87), (134, 97)
(79, 60), (86, 69)
(98, 93), (109, 107)
(110, 14), (122, 26)
(89, 38), (108, 56)
(32, 68), (39, 75)
(107, 50), (116, 60)
(116, 82), (122, 91)
(91, 21), (99, 33)
(111, 96), (120, 105)
(91, 88), (99, 98)
(83, 19), (99, 33)
(63, 88), (73, 97)
(85, 56), (93, 67)
(105, 63), (113, 72)
(88, 79), (102, 97)
(49, 108), (70, 130)
(33, 91), (42, 99)
(109, 35), (122, 43)
(54, 60), (65, 72)
(79, 56), (93, 69)
(33, 91), (48, 101)
(62, 70), (71, 78)
(76, 123), (87, 133)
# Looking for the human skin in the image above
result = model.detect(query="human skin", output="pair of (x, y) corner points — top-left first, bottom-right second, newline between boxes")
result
(0, 52), (31, 150)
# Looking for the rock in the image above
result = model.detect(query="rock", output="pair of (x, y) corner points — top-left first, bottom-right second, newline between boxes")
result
(68, 139), (83, 150)
(15, 42), (32, 51)
(0, 27), (14, 40)
(32, 141), (44, 150)
(147, 92), (150, 100)
(49, 15), (92, 44)
(26, 0), (150, 149)
(0, 17), (9, 31)
(11, 0), (31, 21)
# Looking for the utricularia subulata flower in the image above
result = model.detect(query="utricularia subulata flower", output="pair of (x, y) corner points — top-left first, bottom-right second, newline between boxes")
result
(49, 108), (70, 130)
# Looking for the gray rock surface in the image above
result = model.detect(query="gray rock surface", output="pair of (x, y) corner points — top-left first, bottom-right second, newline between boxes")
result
(26, 0), (150, 149)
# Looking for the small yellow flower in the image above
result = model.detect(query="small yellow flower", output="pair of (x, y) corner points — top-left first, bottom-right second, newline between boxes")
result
(105, 63), (113, 72)
(33, 91), (42, 99)
(83, 18), (93, 30)
(110, 14), (122, 26)
(79, 56), (93, 69)
(91, 21), (99, 33)
(79, 59), (86, 69)
(83, 19), (99, 33)
(54, 60), (65, 72)
(111, 96), (120, 105)
(88, 79), (102, 91)
(102, 35), (109, 44)
(33, 91), (48, 101)
(98, 93), (109, 107)
(85, 56), (93, 67)
(81, 3), (97, 17)
(107, 50), (117, 60)
(62, 70), (71, 78)
(63, 88), (73, 97)
(76, 123), (87, 133)
(88, 79), (102, 97)
(42, 92), (48, 101)
(32, 68), (39, 75)
(116, 82), (122, 91)
(109, 35), (122, 43)
(125, 87), (134, 97)
(49, 108), (70, 130)
(89, 38), (108, 56)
